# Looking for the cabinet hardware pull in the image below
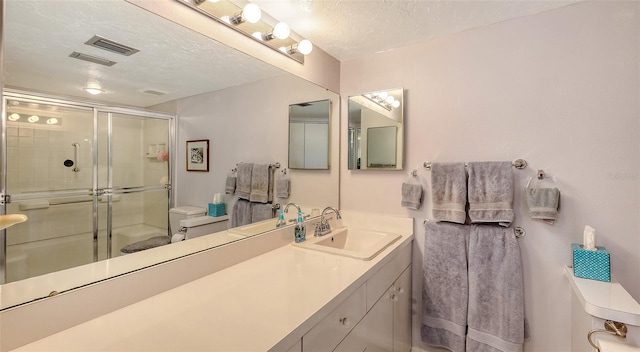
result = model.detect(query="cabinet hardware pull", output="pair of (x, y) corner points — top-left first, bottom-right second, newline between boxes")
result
(339, 317), (351, 328)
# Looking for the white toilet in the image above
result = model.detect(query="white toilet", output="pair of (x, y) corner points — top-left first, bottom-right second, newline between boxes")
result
(170, 206), (229, 242)
(121, 206), (228, 255)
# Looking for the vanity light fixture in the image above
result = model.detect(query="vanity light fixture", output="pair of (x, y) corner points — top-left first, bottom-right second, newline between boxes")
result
(8, 113), (20, 121)
(177, 0), (312, 64)
(363, 91), (400, 111)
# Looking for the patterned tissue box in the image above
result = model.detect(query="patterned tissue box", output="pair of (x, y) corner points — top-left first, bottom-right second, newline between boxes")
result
(572, 243), (610, 282)
(208, 203), (226, 217)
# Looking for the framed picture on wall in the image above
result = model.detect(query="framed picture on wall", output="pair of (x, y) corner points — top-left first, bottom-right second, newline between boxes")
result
(186, 139), (209, 172)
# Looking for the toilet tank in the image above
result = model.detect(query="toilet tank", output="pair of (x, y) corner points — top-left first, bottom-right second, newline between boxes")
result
(169, 206), (206, 234)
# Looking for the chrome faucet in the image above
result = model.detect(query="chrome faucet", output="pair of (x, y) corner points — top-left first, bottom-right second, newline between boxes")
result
(284, 202), (301, 214)
(314, 207), (342, 237)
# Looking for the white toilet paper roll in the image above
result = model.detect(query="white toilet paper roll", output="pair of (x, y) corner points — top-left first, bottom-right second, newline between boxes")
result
(171, 233), (186, 243)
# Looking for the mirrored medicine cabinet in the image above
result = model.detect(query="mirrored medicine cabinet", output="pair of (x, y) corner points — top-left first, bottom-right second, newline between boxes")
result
(288, 99), (331, 170)
(348, 88), (404, 170)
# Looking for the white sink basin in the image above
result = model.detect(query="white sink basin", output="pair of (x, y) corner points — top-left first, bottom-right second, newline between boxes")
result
(228, 218), (281, 237)
(292, 227), (401, 260)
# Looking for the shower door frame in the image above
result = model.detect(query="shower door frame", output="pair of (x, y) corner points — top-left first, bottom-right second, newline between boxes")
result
(0, 89), (176, 284)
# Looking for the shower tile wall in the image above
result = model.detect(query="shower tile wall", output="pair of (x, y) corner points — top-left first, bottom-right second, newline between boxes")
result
(4, 111), (168, 282)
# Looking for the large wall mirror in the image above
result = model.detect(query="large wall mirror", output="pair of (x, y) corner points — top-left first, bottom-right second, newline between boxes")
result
(288, 100), (330, 169)
(1, 0), (338, 310)
(348, 88), (404, 170)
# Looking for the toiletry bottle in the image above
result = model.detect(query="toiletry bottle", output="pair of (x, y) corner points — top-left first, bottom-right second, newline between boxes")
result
(276, 209), (286, 228)
(294, 211), (306, 243)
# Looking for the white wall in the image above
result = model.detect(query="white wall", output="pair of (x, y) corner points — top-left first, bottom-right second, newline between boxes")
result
(175, 74), (340, 216)
(340, 2), (639, 351)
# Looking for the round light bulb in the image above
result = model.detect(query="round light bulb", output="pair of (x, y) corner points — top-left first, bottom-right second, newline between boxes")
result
(273, 22), (290, 40)
(252, 32), (263, 41)
(46, 118), (59, 125)
(297, 39), (313, 55)
(28, 115), (39, 123)
(378, 91), (388, 100)
(8, 113), (20, 121)
(392, 100), (400, 108)
(242, 3), (261, 24)
(385, 96), (395, 104)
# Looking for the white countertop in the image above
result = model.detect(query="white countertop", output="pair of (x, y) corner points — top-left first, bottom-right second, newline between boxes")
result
(12, 227), (413, 351)
(565, 266), (640, 326)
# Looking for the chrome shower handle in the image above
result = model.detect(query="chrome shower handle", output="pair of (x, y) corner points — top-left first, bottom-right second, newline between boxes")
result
(72, 143), (80, 172)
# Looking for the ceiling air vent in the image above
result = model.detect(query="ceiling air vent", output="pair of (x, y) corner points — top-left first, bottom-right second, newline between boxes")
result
(69, 51), (117, 66)
(142, 90), (167, 96)
(85, 35), (140, 56)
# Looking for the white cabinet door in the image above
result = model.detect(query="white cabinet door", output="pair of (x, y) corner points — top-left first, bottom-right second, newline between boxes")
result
(392, 266), (412, 352)
(334, 289), (393, 352)
(303, 284), (367, 352)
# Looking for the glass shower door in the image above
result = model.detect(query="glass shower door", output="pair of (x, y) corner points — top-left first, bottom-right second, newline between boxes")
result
(97, 111), (170, 259)
(2, 98), (97, 283)
(1, 94), (174, 284)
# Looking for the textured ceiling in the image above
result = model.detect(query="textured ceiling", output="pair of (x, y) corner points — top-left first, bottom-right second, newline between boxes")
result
(4, 0), (284, 107)
(4, 0), (578, 107)
(257, 0), (579, 61)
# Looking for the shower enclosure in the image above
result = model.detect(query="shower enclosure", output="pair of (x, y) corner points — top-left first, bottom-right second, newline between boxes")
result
(0, 90), (175, 284)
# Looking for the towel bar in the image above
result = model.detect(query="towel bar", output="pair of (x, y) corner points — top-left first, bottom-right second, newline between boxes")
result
(231, 162), (281, 172)
(423, 159), (527, 171)
(422, 219), (526, 239)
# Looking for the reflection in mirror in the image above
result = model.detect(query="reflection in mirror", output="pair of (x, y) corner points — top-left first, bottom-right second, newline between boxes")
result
(288, 100), (330, 170)
(0, 0), (339, 311)
(348, 88), (404, 170)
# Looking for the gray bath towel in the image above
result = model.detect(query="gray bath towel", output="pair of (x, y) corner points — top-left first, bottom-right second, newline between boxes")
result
(276, 178), (290, 198)
(249, 163), (271, 203)
(431, 162), (467, 224)
(231, 199), (252, 227)
(251, 203), (275, 223)
(467, 225), (525, 352)
(401, 182), (422, 209)
(225, 175), (236, 194)
(422, 222), (469, 352)
(467, 161), (514, 227)
(235, 163), (253, 200)
(526, 187), (560, 224)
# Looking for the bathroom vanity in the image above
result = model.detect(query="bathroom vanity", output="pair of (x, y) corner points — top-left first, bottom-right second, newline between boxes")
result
(3, 211), (413, 351)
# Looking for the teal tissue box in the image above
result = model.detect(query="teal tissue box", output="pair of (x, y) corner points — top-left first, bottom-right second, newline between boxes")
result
(208, 203), (225, 217)
(572, 243), (610, 282)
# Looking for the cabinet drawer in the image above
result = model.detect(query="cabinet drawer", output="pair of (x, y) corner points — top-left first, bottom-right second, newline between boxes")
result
(303, 284), (367, 352)
(366, 244), (411, 311)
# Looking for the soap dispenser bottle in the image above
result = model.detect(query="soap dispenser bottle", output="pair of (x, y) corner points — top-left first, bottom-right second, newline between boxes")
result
(294, 211), (306, 243)
(276, 209), (286, 228)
